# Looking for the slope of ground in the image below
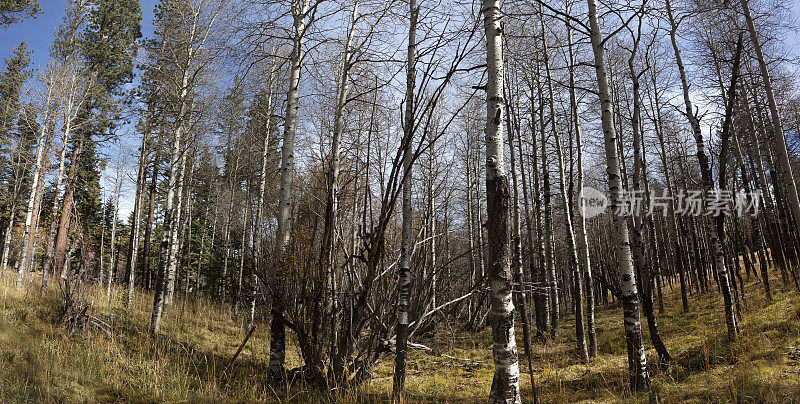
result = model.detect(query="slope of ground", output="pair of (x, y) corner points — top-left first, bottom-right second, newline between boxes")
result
(0, 266), (798, 403)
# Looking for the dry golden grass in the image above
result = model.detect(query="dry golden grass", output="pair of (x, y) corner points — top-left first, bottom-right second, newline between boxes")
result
(0, 264), (798, 403)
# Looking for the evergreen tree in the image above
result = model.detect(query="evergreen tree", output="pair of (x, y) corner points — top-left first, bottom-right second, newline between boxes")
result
(0, 42), (32, 271)
(0, 0), (40, 28)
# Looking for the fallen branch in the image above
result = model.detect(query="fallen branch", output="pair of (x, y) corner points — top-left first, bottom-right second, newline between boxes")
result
(217, 325), (256, 384)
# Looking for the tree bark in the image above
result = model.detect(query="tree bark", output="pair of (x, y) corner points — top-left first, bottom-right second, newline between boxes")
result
(269, 0), (311, 380)
(740, 0), (800, 242)
(587, 0), (650, 390)
(393, 1), (415, 400)
(665, 0), (738, 342)
(483, 0), (521, 401)
(566, 9), (596, 357)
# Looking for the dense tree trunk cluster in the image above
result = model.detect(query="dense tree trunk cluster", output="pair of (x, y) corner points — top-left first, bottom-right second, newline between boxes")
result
(2, 0), (800, 400)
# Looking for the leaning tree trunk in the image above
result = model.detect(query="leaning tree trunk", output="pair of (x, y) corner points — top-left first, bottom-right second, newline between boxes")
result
(665, 0), (738, 342)
(587, 0), (650, 390)
(54, 127), (90, 283)
(482, 0), (521, 401)
(740, 0), (800, 241)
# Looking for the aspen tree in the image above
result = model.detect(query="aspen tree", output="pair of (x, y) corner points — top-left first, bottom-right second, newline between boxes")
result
(586, 0), (650, 389)
(269, 0), (312, 380)
(482, 0), (521, 401)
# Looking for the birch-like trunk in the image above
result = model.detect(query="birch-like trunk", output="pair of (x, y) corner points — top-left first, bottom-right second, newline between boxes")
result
(393, 1), (416, 400)
(269, 0), (311, 380)
(106, 159), (123, 299)
(150, 80), (187, 333)
(505, 77), (537, 398)
(250, 65), (276, 331)
(567, 8), (596, 357)
(665, 0), (738, 342)
(125, 102), (153, 308)
(18, 84), (56, 288)
(547, 9), (585, 356)
(740, 0), (800, 240)
(535, 28), (557, 336)
(1, 203), (17, 276)
(482, 0), (521, 401)
(587, 0), (650, 390)
(141, 160), (159, 290)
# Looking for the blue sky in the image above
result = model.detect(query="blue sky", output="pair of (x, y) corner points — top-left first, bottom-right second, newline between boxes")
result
(2, 0), (156, 68)
(1, 0), (159, 215)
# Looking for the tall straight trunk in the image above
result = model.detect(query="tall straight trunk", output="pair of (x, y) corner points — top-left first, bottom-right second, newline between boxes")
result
(54, 127), (90, 282)
(41, 129), (73, 293)
(106, 160), (123, 298)
(465, 129), (477, 320)
(166, 126), (191, 306)
(126, 104), (153, 308)
(18, 103), (55, 288)
(316, 4), (356, 383)
(220, 153), (239, 301)
(627, 21), (670, 366)
(587, 0), (650, 390)
(506, 79), (538, 399)
(637, 105), (672, 367)
(553, 99), (586, 361)
(516, 94), (537, 314)
(269, 0), (311, 380)
(525, 76), (549, 336)
(142, 159), (159, 290)
(547, 5), (585, 358)
(740, 0), (800, 240)
(482, 0), (521, 401)
(250, 66), (277, 330)
(151, 70), (190, 333)
(665, 0), (738, 341)
(738, 93), (773, 300)
(745, 88), (792, 287)
(537, 15), (558, 338)
(716, 33), (745, 310)
(236, 203), (248, 303)
(1, 203), (17, 276)
(567, 9), (596, 357)
(426, 144), (436, 308)
(393, 1), (416, 400)
(650, 78), (689, 312)
(539, 3), (568, 340)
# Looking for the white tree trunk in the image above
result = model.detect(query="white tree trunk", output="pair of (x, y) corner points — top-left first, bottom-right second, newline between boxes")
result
(587, 0), (650, 390)
(106, 158), (123, 299)
(393, 1), (416, 400)
(269, 0), (311, 379)
(740, 0), (800, 240)
(482, 0), (521, 401)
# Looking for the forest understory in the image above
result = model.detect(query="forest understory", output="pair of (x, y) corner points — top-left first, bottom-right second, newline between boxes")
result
(2, 261), (799, 403)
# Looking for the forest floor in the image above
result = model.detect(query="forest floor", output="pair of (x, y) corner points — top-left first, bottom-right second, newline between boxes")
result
(0, 265), (799, 403)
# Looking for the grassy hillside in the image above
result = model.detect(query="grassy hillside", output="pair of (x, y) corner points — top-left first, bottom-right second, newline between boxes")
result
(1, 268), (798, 403)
